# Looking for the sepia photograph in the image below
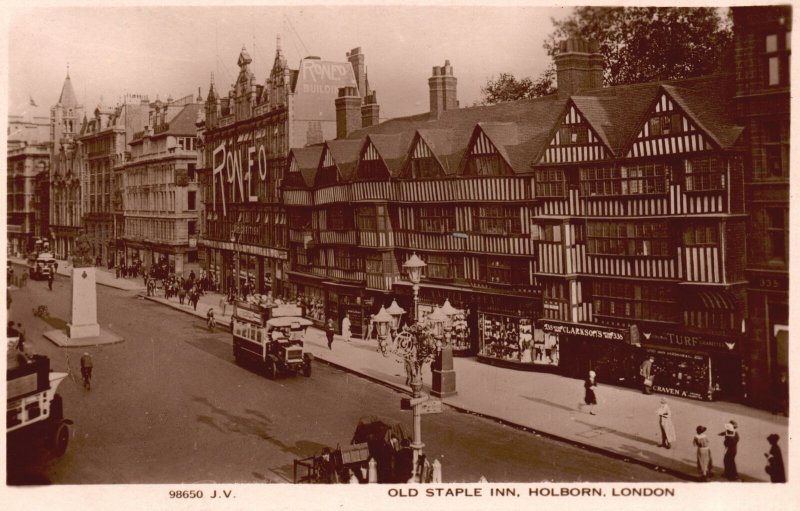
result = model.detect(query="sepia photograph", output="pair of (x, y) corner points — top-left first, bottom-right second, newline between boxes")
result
(3, 1), (795, 509)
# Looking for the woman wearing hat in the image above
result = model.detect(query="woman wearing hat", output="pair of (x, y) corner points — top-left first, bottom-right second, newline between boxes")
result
(583, 370), (598, 415)
(656, 398), (676, 449)
(693, 426), (713, 480)
(719, 422), (740, 481)
(764, 433), (786, 483)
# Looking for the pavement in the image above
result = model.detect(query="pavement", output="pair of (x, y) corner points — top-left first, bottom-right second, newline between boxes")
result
(13, 256), (788, 483)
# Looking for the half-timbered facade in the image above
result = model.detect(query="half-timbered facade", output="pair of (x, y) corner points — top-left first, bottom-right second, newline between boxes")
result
(284, 39), (753, 402)
(198, 42), (374, 298)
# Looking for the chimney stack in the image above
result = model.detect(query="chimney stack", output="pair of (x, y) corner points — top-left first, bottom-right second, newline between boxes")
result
(554, 38), (604, 99)
(336, 86), (362, 139)
(361, 91), (380, 128)
(347, 47), (367, 99)
(429, 60), (458, 116)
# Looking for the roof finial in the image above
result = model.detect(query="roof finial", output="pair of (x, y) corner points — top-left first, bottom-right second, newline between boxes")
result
(276, 34), (282, 53)
(66, 62), (70, 78)
(210, 72), (215, 86)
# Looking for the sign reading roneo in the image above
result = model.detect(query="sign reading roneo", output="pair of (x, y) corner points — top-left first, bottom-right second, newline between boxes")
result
(299, 60), (352, 93)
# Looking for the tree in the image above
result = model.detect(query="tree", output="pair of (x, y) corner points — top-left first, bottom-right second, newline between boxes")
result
(480, 7), (732, 104)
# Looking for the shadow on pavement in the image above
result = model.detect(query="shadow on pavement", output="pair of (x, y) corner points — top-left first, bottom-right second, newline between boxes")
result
(520, 395), (579, 413)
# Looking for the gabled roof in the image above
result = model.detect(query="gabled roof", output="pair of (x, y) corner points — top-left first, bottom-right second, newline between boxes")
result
(325, 139), (363, 181)
(287, 145), (323, 188)
(364, 133), (411, 176)
(663, 84), (743, 149)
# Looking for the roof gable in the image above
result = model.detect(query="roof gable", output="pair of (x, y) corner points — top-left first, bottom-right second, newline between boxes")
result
(624, 87), (717, 159)
(461, 125), (514, 176)
(401, 131), (447, 179)
(537, 100), (612, 164)
(356, 137), (393, 180)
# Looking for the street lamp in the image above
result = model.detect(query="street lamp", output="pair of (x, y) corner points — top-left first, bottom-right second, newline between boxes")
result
(403, 253), (426, 322)
(431, 300), (458, 399)
(386, 299), (406, 333)
(230, 228), (240, 299)
(373, 306), (394, 341)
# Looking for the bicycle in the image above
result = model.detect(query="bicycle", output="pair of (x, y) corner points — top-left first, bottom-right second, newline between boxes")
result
(33, 305), (49, 318)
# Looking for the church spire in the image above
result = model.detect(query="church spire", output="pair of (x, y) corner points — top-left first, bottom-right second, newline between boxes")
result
(58, 68), (78, 107)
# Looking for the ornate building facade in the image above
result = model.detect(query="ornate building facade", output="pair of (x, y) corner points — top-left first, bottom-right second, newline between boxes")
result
(49, 71), (84, 259)
(77, 96), (149, 266)
(120, 95), (201, 275)
(198, 40), (375, 297)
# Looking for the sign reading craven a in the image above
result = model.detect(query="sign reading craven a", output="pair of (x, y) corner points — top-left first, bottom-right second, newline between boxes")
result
(540, 321), (625, 341)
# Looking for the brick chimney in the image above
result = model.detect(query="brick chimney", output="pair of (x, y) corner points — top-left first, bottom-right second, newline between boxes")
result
(347, 47), (366, 98)
(554, 38), (604, 99)
(361, 91), (380, 128)
(429, 60), (458, 116)
(336, 86), (362, 138)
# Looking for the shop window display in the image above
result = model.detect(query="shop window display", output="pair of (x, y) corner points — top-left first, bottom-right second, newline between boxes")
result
(479, 313), (544, 364)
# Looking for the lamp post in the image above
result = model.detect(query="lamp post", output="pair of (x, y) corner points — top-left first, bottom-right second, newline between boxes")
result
(386, 299), (406, 338)
(432, 299), (458, 398)
(230, 227), (240, 300)
(403, 253), (426, 322)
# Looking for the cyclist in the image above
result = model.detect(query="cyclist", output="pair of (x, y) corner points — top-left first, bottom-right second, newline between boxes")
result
(206, 307), (216, 331)
(80, 352), (93, 390)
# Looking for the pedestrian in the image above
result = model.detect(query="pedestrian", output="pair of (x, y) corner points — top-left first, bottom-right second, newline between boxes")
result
(47, 271), (54, 291)
(582, 370), (598, 415)
(341, 313), (352, 342)
(693, 425), (713, 481)
(219, 296), (227, 316)
(325, 318), (335, 350)
(404, 358), (414, 386)
(15, 322), (26, 353)
(764, 433), (786, 483)
(656, 397), (676, 449)
(178, 286), (186, 305)
(190, 289), (200, 311)
(639, 356), (655, 394)
(719, 422), (740, 481)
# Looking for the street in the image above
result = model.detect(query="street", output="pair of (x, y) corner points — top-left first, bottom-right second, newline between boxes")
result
(7, 269), (680, 484)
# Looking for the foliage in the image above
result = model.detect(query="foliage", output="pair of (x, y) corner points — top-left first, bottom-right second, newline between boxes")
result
(479, 7), (732, 104)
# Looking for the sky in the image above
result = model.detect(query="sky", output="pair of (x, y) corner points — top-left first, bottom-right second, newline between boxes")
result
(7, 3), (571, 122)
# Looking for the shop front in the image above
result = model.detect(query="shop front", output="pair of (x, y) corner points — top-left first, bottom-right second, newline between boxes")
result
(535, 320), (639, 382)
(287, 271), (328, 326)
(324, 282), (364, 338)
(640, 329), (743, 402)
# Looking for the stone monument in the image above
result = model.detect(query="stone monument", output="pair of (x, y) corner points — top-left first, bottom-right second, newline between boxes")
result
(67, 232), (100, 338)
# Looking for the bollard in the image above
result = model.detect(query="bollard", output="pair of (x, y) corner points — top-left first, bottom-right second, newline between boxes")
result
(432, 459), (442, 483)
(368, 458), (378, 483)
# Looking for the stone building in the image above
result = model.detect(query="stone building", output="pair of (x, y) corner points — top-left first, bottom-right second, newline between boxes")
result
(120, 95), (202, 275)
(733, 5), (791, 411)
(49, 71), (84, 259)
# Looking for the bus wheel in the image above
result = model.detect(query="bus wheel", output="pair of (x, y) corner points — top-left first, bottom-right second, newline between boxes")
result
(303, 361), (312, 377)
(50, 421), (70, 457)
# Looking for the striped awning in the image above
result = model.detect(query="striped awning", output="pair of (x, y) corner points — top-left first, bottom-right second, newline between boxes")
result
(694, 290), (735, 310)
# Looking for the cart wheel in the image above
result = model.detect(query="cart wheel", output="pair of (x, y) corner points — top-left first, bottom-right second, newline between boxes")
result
(303, 361), (312, 377)
(265, 359), (276, 379)
(50, 421), (70, 457)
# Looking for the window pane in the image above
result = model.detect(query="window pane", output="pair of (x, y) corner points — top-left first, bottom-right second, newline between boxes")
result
(766, 34), (778, 53)
(769, 56), (780, 85)
(786, 31), (792, 51)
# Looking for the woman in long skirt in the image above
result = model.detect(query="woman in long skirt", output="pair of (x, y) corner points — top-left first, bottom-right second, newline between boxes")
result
(583, 370), (598, 415)
(693, 425), (713, 480)
(720, 422), (740, 481)
(656, 398), (677, 449)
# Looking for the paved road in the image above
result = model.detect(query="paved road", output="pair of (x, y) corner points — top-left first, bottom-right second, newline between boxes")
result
(7, 269), (680, 484)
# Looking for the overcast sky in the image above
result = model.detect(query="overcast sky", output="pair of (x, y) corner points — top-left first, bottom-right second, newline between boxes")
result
(7, 3), (571, 122)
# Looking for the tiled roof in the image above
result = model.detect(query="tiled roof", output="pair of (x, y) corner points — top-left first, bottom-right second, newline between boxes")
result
(326, 139), (363, 181)
(162, 104), (202, 136)
(288, 145), (324, 188)
(326, 73), (740, 180)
